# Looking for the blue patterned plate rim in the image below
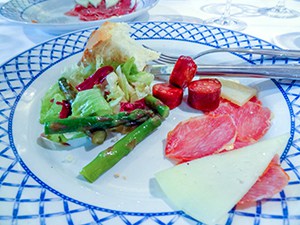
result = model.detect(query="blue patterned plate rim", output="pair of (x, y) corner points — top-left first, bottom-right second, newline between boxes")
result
(0, 21), (299, 225)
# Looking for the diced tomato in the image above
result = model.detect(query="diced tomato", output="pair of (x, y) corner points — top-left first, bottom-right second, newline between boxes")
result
(169, 56), (197, 88)
(120, 99), (147, 112)
(152, 83), (183, 110)
(187, 78), (222, 112)
(76, 66), (114, 91)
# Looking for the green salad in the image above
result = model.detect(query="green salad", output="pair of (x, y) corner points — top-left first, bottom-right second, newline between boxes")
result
(39, 57), (156, 145)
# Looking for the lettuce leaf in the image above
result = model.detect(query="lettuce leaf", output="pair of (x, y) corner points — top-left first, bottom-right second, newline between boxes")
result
(40, 83), (65, 124)
(115, 65), (135, 102)
(71, 88), (112, 117)
(95, 55), (122, 70)
(121, 57), (139, 76)
(105, 72), (125, 108)
(43, 132), (87, 145)
(121, 57), (154, 100)
(61, 63), (96, 87)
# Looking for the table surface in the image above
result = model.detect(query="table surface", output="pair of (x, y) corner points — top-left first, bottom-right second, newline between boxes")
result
(1, 0), (300, 66)
(0, 1), (300, 225)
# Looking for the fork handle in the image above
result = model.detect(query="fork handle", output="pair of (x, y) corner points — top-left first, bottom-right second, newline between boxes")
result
(147, 64), (300, 79)
(194, 48), (300, 59)
(196, 64), (300, 79)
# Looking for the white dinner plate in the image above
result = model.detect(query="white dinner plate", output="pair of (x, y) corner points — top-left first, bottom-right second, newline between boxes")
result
(0, 0), (158, 34)
(273, 32), (300, 50)
(0, 21), (299, 225)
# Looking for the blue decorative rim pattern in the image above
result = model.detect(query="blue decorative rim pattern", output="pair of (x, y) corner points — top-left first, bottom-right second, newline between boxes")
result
(0, 22), (300, 224)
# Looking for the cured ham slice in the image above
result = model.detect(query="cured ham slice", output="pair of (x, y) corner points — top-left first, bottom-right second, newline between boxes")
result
(165, 114), (237, 163)
(234, 101), (272, 143)
(209, 98), (272, 148)
(237, 154), (289, 209)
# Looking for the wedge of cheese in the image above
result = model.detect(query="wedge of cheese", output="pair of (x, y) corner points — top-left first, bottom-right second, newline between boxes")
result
(220, 79), (257, 106)
(155, 134), (289, 225)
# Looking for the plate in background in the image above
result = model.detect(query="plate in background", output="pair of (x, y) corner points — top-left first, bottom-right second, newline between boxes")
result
(0, 0), (158, 34)
(273, 32), (300, 50)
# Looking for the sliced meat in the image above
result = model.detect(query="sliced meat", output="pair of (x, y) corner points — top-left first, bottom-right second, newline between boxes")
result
(209, 98), (272, 148)
(165, 114), (237, 163)
(152, 83), (183, 109)
(233, 101), (272, 144)
(237, 154), (289, 209)
(169, 56), (197, 88)
(187, 78), (222, 112)
(65, 0), (137, 21)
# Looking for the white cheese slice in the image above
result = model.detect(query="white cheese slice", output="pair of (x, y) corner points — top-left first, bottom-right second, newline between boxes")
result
(75, 0), (112, 8)
(155, 134), (289, 225)
(89, 0), (102, 7)
(75, 0), (89, 7)
(220, 79), (257, 106)
(105, 0), (119, 8)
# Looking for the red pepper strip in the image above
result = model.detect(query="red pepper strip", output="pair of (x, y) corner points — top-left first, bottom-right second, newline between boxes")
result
(56, 100), (72, 119)
(120, 99), (147, 112)
(76, 66), (114, 91)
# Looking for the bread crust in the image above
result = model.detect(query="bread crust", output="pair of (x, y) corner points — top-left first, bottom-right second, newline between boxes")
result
(80, 22), (160, 70)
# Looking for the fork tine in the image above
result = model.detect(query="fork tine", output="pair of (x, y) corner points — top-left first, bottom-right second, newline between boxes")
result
(157, 53), (179, 64)
(142, 45), (179, 64)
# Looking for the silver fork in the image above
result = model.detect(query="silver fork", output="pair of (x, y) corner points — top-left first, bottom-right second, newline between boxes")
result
(144, 46), (300, 79)
(147, 47), (300, 64)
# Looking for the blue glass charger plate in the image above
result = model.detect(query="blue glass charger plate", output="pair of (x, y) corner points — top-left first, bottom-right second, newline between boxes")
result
(0, 21), (300, 225)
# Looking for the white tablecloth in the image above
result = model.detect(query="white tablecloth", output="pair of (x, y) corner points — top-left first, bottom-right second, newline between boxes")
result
(0, 1), (300, 225)
(1, 0), (300, 65)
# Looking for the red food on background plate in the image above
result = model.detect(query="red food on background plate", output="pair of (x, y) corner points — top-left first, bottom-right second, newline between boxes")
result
(65, 0), (137, 21)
